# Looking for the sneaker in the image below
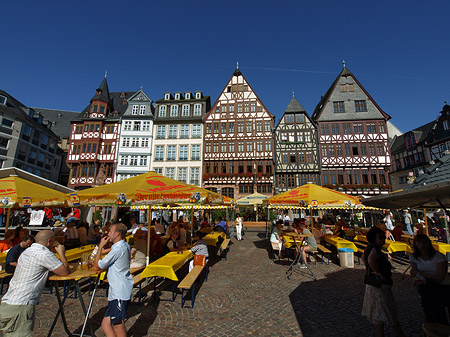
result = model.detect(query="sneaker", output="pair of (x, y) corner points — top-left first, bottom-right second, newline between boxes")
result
(299, 263), (307, 269)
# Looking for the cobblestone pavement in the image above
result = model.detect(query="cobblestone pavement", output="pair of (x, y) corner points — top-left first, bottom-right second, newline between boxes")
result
(13, 229), (423, 336)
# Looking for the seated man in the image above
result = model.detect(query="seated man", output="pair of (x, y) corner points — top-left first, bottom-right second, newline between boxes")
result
(5, 235), (34, 273)
(65, 207), (80, 225)
(164, 230), (180, 253)
(188, 231), (209, 272)
(215, 217), (227, 233)
(392, 223), (404, 241)
(298, 222), (318, 268)
(130, 247), (146, 268)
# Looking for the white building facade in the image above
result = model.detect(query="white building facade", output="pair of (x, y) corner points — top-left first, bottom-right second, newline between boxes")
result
(115, 89), (154, 181)
(151, 91), (210, 186)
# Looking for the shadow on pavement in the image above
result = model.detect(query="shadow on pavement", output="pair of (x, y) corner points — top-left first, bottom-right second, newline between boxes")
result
(289, 268), (422, 337)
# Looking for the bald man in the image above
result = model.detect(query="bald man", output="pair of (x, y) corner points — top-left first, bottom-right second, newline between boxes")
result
(0, 230), (70, 336)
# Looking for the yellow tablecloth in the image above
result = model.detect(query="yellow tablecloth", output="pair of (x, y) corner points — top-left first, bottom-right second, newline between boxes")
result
(141, 250), (194, 281)
(203, 232), (226, 246)
(323, 236), (358, 251)
(0, 252), (6, 264)
(354, 235), (368, 243)
(282, 235), (306, 249)
(433, 242), (450, 257)
(56, 245), (97, 262)
(385, 240), (412, 253)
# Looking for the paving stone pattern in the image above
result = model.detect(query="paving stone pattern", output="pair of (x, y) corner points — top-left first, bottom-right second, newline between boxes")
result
(8, 229), (424, 336)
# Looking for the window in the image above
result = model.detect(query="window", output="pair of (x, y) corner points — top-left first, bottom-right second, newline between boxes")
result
(2, 118), (13, 128)
(182, 105), (189, 116)
(206, 124), (211, 134)
(88, 163), (96, 176)
(246, 122), (252, 133)
(238, 142), (244, 152)
(205, 142), (211, 153)
(213, 143), (219, 153)
(178, 168), (187, 182)
(120, 155), (128, 165)
(333, 101), (345, 113)
(344, 144), (351, 156)
(159, 105), (167, 117)
(168, 125), (177, 138)
(192, 124), (201, 138)
(229, 142), (235, 152)
(123, 121), (132, 131)
(221, 123), (227, 134)
(165, 167), (175, 179)
(368, 144), (376, 156)
(336, 145), (342, 156)
(360, 144), (367, 156)
(257, 141), (263, 152)
(221, 143), (226, 153)
(341, 85), (347, 92)
(141, 138), (149, 147)
(133, 121), (141, 131)
(265, 141), (272, 151)
(170, 105), (178, 117)
(229, 104), (235, 112)
(331, 124), (340, 135)
(371, 170), (378, 184)
(131, 138), (139, 147)
(157, 125), (166, 139)
(180, 125), (189, 138)
(229, 123), (235, 134)
(244, 102), (249, 112)
(329, 146), (335, 156)
(129, 156), (138, 166)
(132, 105), (139, 115)
(221, 105), (227, 112)
(213, 123), (219, 133)
(377, 143), (385, 155)
(320, 125), (329, 135)
(378, 122), (385, 133)
(343, 123), (352, 134)
(194, 104), (202, 116)
(139, 105), (146, 115)
(190, 167), (200, 185)
(355, 100), (367, 112)
(239, 184), (254, 194)
(237, 122), (244, 133)
(367, 123), (376, 133)
(142, 121), (151, 131)
(167, 145), (176, 160)
(251, 102), (256, 112)
(185, 93), (191, 99)
(353, 123), (363, 134)
(165, 93), (170, 100)
(191, 145), (200, 160)
(237, 103), (242, 112)
(154, 168), (163, 175)
(175, 93), (180, 100)
(122, 137), (130, 147)
(352, 145), (359, 156)
(0, 95), (6, 105)
(0, 137), (8, 148)
(265, 121), (271, 132)
(443, 120), (449, 131)
(99, 106), (105, 114)
(285, 115), (294, 124)
(93, 105), (98, 112)
(256, 121), (262, 132)
(296, 114), (304, 123)
(247, 141), (253, 152)
(179, 145), (188, 160)
(155, 146), (164, 161)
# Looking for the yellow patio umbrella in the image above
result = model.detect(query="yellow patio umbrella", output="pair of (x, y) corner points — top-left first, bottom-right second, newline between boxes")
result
(236, 192), (269, 205)
(67, 171), (229, 207)
(264, 182), (361, 208)
(0, 176), (68, 231)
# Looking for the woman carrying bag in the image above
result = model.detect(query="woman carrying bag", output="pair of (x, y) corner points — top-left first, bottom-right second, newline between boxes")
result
(361, 226), (406, 337)
(235, 213), (243, 241)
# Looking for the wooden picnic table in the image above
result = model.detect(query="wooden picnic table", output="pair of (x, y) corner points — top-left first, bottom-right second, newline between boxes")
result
(282, 233), (312, 249)
(323, 236), (358, 251)
(141, 250), (194, 281)
(433, 242), (450, 258)
(55, 245), (97, 262)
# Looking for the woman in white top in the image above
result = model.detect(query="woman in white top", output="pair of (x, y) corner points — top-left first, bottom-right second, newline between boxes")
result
(409, 234), (450, 325)
(235, 213), (243, 241)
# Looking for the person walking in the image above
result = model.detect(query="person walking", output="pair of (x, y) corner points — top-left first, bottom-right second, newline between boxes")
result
(94, 223), (133, 337)
(235, 213), (243, 241)
(0, 230), (70, 336)
(361, 227), (406, 337)
(402, 209), (413, 235)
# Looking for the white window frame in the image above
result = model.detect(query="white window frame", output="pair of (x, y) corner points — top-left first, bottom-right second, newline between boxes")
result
(132, 105), (139, 115)
(159, 105), (167, 117)
(139, 105), (146, 115)
(182, 104), (190, 116)
(180, 125), (189, 138)
(168, 125), (177, 139)
(194, 104), (202, 116)
(178, 167), (187, 182)
(179, 145), (188, 160)
(166, 167), (175, 179)
(142, 121), (151, 131)
(190, 167), (200, 185)
(170, 105), (178, 117)
(167, 145), (176, 161)
(191, 144), (200, 160)
(157, 125), (166, 139)
(155, 145), (164, 161)
(192, 124), (201, 138)
(123, 121), (132, 131)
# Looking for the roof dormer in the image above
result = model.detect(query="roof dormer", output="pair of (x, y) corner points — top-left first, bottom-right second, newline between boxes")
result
(185, 92), (191, 99)
(174, 92), (181, 100)
(195, 91), (202, 99)
(164, 92), (172, 101)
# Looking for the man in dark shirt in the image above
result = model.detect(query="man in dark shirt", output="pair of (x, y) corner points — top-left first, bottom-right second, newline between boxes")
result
(5, 235), (34, 273)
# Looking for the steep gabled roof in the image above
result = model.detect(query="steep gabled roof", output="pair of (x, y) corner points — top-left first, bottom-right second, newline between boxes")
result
(275, 95), (316, 130)
(390, 121), (434, 155)
(312, 66), (391, 122)
(90, 77), (110, 103)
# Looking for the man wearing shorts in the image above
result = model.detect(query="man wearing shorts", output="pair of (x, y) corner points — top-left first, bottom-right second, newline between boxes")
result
(94, 223), (133, 337)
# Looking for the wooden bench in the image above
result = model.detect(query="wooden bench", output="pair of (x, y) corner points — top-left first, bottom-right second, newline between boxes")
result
(132, 273), (145, 304)
(317, 244), (332, 264)
(178, 265), (205, 308)
(0, 271), (13, 294)
(220, 239), (231, 260)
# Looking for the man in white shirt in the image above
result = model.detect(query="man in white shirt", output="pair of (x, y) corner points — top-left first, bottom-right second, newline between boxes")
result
(0, 230), (70, 336)
(94, 223), (133, 337)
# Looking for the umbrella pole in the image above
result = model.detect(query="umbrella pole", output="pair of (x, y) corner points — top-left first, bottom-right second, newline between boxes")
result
(146, 206), (152, 266)
(424, 208), (429, 236)
(309, 206), (313, 229)
(5, 208), (11, 232)
(190, 207), (194, 241)
(266, 206), (269, 238)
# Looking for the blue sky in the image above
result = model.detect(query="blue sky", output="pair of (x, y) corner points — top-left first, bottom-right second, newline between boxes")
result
(2, 1), (449, 133)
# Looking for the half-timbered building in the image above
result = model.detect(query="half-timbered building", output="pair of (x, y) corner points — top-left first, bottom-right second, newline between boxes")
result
(115, 89), (154, 182)
(274, 96), (320, 193)
(312, 65), (391, 195)
(428, 103), (450, 161)
(67, 76), (133, 189)
(202, 67), (275, 199)
(389, 121), (434, 191)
